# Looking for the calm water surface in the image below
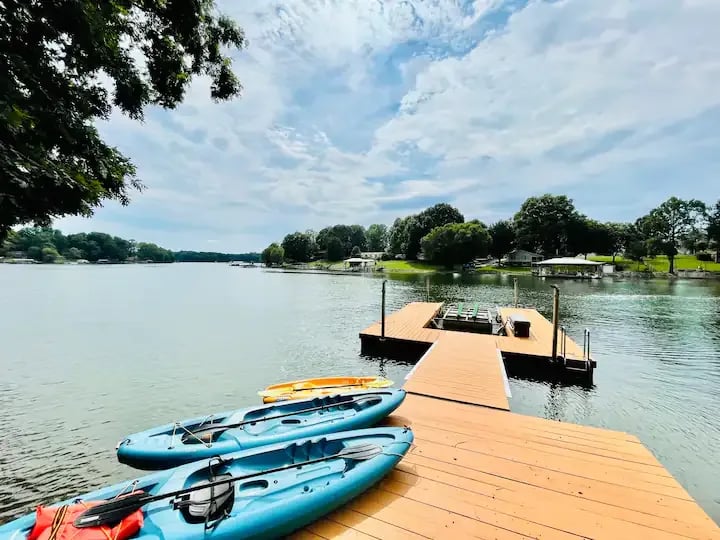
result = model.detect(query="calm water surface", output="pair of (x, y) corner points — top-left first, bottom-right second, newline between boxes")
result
(0, 264), (719, 524)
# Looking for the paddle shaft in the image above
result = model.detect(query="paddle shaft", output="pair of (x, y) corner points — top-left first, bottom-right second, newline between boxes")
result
(291, 381), (370, 391)
(183, 395), (380, 438)
(76, 445), (379, 527)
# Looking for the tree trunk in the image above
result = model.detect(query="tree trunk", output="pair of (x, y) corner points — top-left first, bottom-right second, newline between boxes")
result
(668, 255), (675, 274)
(612, 253), (616, 264)
(716, 248), (720, 264)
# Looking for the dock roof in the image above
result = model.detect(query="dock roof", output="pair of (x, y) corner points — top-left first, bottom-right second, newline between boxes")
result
(536, 257), (603, 266)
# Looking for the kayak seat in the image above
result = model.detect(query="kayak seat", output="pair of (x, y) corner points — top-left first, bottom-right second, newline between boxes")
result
(175, 474), (234, 525)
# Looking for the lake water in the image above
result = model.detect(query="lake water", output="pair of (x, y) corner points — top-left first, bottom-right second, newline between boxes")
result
(0, 264), (719, 525)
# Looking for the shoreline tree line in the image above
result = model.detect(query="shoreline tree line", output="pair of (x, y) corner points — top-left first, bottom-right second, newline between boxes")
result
(262, 196), (720, 273)
(0, 228), (259, 264)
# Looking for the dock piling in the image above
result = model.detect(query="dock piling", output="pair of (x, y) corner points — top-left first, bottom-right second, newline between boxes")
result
(513, 278), (519, 308)
(381, 279), (387, 339)
(551, 285), (560, 360)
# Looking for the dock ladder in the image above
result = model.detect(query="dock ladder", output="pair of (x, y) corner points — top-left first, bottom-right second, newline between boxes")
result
(559, 326), (594, 384)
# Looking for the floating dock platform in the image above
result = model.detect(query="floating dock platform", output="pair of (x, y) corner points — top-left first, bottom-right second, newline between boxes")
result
(359, 302), (596, 383)
(294, 302), (719, 539)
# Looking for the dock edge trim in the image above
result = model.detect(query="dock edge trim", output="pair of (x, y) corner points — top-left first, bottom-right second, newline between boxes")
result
(496, 348), (512, 399)
(404, 341), (437, 381)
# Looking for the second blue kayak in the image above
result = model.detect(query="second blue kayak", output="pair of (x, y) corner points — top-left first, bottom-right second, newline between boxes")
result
(117, 389), (405, 469)
(0, 427), (414, 540)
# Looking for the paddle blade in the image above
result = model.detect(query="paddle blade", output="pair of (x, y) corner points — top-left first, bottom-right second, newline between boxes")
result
(73, 492), (148, 528)
(337, 443), (383, 461)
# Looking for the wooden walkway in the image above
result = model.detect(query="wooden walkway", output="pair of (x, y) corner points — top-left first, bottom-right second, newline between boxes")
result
(403, 332), (510, 411)
(292, 303), (720, 539)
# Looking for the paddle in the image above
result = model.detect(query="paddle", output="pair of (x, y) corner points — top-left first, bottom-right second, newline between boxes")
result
(260, 381), (372, 397)
(289, 381), (381, 392)
(74, 443), (383, 528)
(181, 395), (381, 444)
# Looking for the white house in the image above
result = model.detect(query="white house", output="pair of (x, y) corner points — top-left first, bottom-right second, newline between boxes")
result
(503, 249), (543, 266)
(360, 252), (385, 260)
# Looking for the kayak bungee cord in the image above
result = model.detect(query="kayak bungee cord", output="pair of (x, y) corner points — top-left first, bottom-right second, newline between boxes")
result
(174, 395), (383, 446)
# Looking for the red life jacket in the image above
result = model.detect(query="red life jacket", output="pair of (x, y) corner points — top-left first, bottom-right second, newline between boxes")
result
(27, 500), (143, 540)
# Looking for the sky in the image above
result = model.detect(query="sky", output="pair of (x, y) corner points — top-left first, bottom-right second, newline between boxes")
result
(56, 0), (720, 252)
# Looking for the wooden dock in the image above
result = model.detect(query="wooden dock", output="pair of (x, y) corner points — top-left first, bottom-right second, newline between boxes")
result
(293, 302), (720, 539)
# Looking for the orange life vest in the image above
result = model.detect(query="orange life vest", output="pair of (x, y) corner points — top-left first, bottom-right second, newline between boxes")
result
(27, 500), (143, 540)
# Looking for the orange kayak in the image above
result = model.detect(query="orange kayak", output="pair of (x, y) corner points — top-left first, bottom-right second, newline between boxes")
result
(259, 376), (394, 403)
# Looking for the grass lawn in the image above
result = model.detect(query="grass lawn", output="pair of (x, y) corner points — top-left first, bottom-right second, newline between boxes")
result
(589, 255), (650, 271)
(590, 254), (720, 272)
(376, 260), (443, 273)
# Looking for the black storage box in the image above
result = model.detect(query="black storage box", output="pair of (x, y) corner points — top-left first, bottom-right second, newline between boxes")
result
(508, 314), (531, 338)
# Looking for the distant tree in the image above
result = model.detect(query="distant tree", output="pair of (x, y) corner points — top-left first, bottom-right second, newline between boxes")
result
(637, 197), (707, 273)
(514, 194), (582, 255)
(388, 217), (410, 256)
(1, 0), (247, 241)
(421, 222), (491, 268)
(0, 230), (15, 255)
(65, 247), (83, 260)
(6, 226), (176, 262)
(348, 225), (367, 253)
(136, 242), (174, 262)
(261, 243), (284, 267)
(174, 251), (260, 263)
(26, 245), (42, 260)
(625, 240), (647, 270)
(305, 229), (317, 247)
(682, 229), (705, 254)
(12, 227), (55, 252)
(576, 219), (615, 258)
(406, 203), (464, 259)
(366, 224), (389, 252)
(281, 232), (314, 262)
(350, 245), (362, 257)
(696, 240), (709, 253)
(606, 223), (632, 263)
(421, 203), (465, 230)
(41, 246), (60, 263)
(315, 227), (333, 251)
(488, 220), (515, 260)
(314, 225), (362, 256)
(326, 236), (344, 261)
(707, 200), (720, 262)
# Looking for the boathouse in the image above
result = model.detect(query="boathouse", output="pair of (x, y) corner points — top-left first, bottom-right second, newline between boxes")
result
(532, 257), (604, 278)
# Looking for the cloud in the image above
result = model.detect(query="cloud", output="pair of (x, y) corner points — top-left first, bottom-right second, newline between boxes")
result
(55, 0), (720, 250)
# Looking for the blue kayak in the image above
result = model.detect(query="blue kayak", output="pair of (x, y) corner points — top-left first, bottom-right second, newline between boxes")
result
(0, 427), (413, 540)
(117, 389), (406, 470)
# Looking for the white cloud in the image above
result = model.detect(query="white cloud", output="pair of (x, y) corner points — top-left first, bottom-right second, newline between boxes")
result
(56, 0), (720, 250)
